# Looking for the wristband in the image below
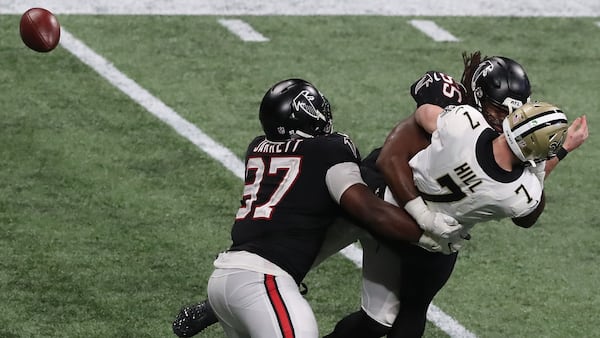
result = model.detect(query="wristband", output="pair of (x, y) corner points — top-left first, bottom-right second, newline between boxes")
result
(556, 147), (568, 161)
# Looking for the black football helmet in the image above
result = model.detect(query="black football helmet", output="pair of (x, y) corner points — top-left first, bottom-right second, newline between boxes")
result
(259, 78), (333, 141)
(472, 56), (531, 112)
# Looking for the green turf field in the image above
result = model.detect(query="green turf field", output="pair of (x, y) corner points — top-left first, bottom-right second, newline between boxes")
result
(1, 10), (599, 338)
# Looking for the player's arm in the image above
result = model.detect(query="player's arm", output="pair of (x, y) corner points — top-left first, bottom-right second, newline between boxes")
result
(511, 192), (546, 228)
(380, 71), (463, 203)
(544, 115), (588, 177)
(375, 113), (431, 204)
(372, 72), (465, 243)
(376, 103), (444, 204)
(326, 162), (423, 242)
(373, 112), (464, 242)
(377, 106), (464, 228)
(414, 103), (445, 134)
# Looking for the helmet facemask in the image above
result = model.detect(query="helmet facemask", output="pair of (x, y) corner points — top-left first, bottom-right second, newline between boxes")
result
(292, 91), (333, 138)
(481, 100), (509, 133)
(481, 97), (531, 133)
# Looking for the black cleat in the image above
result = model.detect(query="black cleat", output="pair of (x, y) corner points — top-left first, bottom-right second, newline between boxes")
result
(172, 300), (219, 337)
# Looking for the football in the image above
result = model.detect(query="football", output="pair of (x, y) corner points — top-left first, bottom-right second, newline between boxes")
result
(19, 8), (61, 53)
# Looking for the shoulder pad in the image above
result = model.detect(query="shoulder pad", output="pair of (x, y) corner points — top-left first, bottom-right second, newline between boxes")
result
(328, 133), (361, 161)
(410, 71), (467, 108)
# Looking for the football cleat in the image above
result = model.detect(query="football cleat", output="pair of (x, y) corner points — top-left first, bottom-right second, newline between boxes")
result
(172, 300), (218, 337)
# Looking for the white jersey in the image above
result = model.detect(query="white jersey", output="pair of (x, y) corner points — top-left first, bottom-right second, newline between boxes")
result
(407, 105), (543, 230)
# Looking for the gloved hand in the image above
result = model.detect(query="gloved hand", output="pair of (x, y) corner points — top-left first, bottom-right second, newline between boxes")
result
(417, 232), (466, 255)
(405, 196), (463, 241)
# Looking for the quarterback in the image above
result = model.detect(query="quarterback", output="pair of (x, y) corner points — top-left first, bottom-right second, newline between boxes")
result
(326, 54), (588, 338)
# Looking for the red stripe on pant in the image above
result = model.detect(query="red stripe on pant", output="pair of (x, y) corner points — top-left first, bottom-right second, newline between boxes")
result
(264, 274), (295, 338)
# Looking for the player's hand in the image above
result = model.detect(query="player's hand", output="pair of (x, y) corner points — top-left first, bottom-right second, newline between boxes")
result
(405, 196), (463, 240)
(417, 232), (465, 255)
(563, 115), (588, 152)
(429, 213), (464, 241)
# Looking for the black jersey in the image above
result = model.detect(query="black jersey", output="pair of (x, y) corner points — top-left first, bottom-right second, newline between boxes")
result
(229, 132), (361, 284)
(410, 71), (466, 108)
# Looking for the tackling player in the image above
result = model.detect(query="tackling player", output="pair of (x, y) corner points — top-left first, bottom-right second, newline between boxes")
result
(196, 78), (462, 338)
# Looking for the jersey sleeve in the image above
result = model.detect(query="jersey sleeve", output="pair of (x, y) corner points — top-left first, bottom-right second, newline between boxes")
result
(435, 105), (488, 141)
(320, 133), (363, 203)
(323, 132), (361, 165)
(410, 71), (467, 108)
(508, 174), (544, 218)
(325, 162), (366, 204)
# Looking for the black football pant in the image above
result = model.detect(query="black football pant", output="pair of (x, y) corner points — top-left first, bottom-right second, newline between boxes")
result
(324, 244), (458, 338)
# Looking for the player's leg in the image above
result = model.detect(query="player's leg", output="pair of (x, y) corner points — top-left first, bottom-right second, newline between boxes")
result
(208, 267), (318, 338)
(172, 217), (363, 336)
(172, 217), (364, 337)
(249, 273), (318, 338)
(324, 236), (404, 337)
(386, 245), (458, 338)
(360, 237), (406, 327)
(323, 309), (389, 338)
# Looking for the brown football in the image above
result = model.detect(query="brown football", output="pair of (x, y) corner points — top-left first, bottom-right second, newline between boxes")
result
(19, 8), (61, 53)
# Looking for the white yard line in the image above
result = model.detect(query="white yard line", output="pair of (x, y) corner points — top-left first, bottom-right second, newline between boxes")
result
(1, 0), (600, 16)
(58, 26), (476, 338)
(58, 29), (245, 181)
(218, 19), (269, 42)
(409, 19), (459, 42)
(428, 305), (477, 338)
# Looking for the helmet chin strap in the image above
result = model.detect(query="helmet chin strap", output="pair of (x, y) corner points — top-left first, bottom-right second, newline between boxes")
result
(293, 130), (314, 138)
(525, 159), (537, 167)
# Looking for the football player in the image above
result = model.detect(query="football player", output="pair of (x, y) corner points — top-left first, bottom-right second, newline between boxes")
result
(324, 53), (588, 338)
(172, 54), (589, 337)
(197, 78), (462, 338)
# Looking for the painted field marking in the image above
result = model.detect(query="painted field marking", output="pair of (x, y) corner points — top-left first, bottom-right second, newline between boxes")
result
(409, 19), (459, 42)
(58, 29), (245, 180)
(218, 19), (269, 42)
(58, 25), (475, 338)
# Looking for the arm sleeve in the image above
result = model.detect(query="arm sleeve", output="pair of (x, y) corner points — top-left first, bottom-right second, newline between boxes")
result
(325, 162), (366, 204)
